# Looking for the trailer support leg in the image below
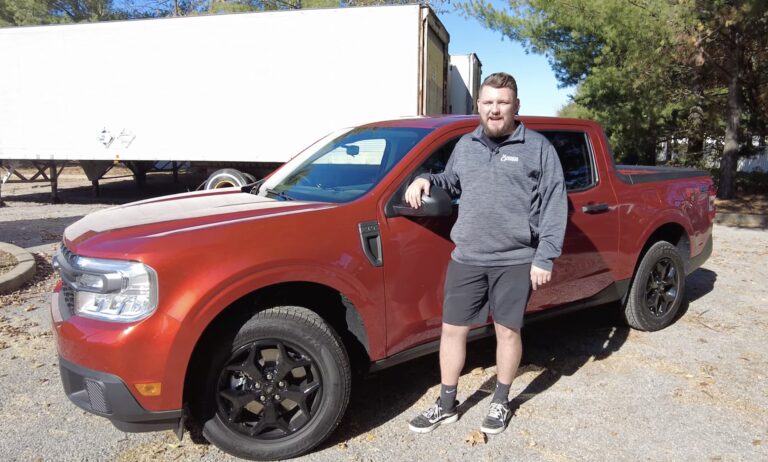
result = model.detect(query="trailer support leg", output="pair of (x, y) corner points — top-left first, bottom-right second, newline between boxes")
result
(92, 180), (100, 197)
(49, 161), (61, 203)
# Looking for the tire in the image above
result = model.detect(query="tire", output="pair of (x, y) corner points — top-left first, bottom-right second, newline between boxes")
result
(242, 172), (258, 184)
(199, 306), (351, 461)
(623, 241), (686, 331)
(204, 168), (249, 189)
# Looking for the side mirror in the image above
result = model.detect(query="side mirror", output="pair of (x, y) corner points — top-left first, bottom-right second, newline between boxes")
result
(392, 186), (453, 217)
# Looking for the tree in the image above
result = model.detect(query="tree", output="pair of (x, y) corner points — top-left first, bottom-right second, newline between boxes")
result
(682, 0), (768, 198)
(460, 0), (768, 197)
(460, 0), (688, 164)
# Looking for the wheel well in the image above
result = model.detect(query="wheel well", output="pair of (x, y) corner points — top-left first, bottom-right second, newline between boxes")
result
(633, 223), (691, 283)
(183, 282), (371, 408)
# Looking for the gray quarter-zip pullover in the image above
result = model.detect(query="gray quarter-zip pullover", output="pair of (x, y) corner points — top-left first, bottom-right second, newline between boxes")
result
(422, 123), (567, 271)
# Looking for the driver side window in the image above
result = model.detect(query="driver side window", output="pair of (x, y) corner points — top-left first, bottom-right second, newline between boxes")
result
(412, 137), (462, 198)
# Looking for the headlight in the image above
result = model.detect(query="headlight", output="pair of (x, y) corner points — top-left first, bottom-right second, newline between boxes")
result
(53, 250), (158, 323)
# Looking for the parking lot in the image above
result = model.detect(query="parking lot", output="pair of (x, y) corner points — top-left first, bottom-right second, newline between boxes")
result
(1, 170), (766, 461)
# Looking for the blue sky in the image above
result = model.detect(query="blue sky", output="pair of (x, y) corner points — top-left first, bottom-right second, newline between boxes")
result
(439, 4), (573, 116)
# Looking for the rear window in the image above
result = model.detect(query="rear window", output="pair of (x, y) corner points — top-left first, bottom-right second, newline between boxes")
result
(540, 131), (596, 191)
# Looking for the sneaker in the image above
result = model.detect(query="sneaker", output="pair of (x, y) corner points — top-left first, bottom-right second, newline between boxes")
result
(408, 398), (459, 433)
(480, 401), (511, 434)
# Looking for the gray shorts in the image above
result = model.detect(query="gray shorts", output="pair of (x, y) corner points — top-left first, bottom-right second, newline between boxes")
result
(443, 260), (532, 329)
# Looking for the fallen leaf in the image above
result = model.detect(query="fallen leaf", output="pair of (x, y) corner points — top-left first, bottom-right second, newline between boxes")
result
(167, 443), (182, 449)
(470, 367), (484, 376)
(24, 306), (38, 312)
(365, 433), (376, 442)
(465, 430), (487, 446)
(753, 440), (762, 447)
(337, 442), (348, 450)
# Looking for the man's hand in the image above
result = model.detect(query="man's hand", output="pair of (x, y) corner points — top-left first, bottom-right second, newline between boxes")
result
(530, 265), (552, 291)
(405, 178), (431, 208)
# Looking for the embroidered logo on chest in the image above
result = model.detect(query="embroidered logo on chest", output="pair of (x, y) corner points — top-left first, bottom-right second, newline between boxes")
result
(500, 154), (519, 162)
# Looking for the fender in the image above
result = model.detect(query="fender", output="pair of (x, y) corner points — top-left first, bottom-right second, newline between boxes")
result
(622, 208), (694, 280)
(158, 261), (386, 408)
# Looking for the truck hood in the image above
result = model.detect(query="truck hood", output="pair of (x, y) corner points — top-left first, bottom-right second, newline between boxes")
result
(64, 189), (335, 245)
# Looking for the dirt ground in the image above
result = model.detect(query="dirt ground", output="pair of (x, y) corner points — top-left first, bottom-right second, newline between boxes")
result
(0, 169), (767, 461)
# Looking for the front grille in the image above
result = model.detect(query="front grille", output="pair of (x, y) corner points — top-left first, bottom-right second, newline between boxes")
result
(62, 285), (76, 315)
(58, 243), (77, 315)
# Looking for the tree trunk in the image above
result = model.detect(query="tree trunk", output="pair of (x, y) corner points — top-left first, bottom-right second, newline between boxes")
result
(687, 67), (705, 165)
(717, 32), (744, 200)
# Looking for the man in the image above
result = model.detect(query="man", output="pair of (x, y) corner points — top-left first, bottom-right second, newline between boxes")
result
(406, 72), (567, 435)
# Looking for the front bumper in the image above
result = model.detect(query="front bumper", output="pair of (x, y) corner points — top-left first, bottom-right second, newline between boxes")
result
(59, 356), (183, 435)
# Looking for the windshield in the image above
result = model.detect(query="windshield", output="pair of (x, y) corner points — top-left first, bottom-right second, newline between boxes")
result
(259, 127), (431, 203)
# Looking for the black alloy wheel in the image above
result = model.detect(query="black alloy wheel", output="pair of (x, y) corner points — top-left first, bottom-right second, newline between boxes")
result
(643, 257), (680, 317)
(624, 240), (686, 331)
(198, 306), (351, 461)
(217, 339), (322, 439)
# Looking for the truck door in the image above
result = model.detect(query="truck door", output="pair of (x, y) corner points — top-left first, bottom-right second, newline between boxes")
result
(527, 129), (620, 312)
(379, 133), (464, 356)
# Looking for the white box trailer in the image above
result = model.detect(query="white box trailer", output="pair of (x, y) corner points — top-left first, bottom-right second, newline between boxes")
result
(448, 53), (482, 115)
(0, 5), (461, 200)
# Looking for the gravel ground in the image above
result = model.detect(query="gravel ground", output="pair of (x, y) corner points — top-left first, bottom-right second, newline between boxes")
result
(0, 171), (767, 461)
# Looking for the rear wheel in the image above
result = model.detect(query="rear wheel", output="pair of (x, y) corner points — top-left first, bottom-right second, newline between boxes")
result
(198, 306), (351, 460)
(624, 241), (686, 331)
(204, 168), (250, 189)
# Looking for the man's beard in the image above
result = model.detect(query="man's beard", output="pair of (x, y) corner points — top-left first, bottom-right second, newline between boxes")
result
(482, 118), (515, 138)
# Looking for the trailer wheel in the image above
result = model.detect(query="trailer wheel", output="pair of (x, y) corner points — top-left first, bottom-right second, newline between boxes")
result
(205, 169), (250, 189)
(623, 241), (686, 331)
(199, 306), (351, 460)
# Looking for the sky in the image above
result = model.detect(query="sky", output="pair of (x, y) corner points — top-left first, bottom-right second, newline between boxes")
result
(438, 3), (573, 116)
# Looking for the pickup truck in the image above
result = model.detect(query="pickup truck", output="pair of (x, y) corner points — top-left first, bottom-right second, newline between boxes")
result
(51, 116), (715, 460)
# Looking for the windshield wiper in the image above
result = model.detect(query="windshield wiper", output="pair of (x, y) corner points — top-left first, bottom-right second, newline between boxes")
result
(264, 188), (295, 201)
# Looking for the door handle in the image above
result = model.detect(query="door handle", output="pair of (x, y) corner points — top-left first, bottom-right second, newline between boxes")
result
(358, 221), (383, 267)
(581, 202), (610, 214)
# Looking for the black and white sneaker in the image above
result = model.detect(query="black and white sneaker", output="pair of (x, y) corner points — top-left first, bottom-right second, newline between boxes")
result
(408, 399), (459, 433)
(480, 401), (511, 434)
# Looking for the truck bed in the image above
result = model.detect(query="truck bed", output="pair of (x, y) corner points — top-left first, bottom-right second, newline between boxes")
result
(615, 165), (710, 184)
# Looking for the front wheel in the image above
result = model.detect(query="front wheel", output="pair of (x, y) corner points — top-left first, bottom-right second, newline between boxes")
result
(623, 241), (686, 331)
(199, 306), (351, 460)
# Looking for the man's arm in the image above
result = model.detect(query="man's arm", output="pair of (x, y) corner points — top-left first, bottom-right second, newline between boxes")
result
(531, 144), (568, 289)
(405, 151), (460, 208)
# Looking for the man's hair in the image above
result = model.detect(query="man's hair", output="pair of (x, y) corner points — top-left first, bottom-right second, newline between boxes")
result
(481, 72), (518, 95)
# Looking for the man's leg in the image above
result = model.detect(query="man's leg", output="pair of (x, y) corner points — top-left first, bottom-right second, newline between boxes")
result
(439, 322), (472, 388)
(409, 261), (486, 433)
(494, 322), (522, 392)
(408, 323), (469, 433)
(481, 263), (530, 434)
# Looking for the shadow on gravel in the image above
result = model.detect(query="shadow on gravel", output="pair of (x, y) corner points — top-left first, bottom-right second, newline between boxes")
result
(685, 268), (717, 303)
(0, 216), (82, 248)
(325, 303), (629, 447)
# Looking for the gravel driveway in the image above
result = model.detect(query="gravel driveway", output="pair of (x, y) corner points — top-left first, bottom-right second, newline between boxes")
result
(1, 171), (766, 461)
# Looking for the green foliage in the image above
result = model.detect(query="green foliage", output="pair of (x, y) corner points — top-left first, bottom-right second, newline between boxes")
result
(460, 0), (768, 184)
(0, 0), (62, 25)
(1, 0), (447, 25)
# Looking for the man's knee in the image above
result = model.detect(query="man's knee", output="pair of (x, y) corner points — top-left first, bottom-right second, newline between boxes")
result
(442, 322), (471, 340)
(494, 323), (521, 343)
